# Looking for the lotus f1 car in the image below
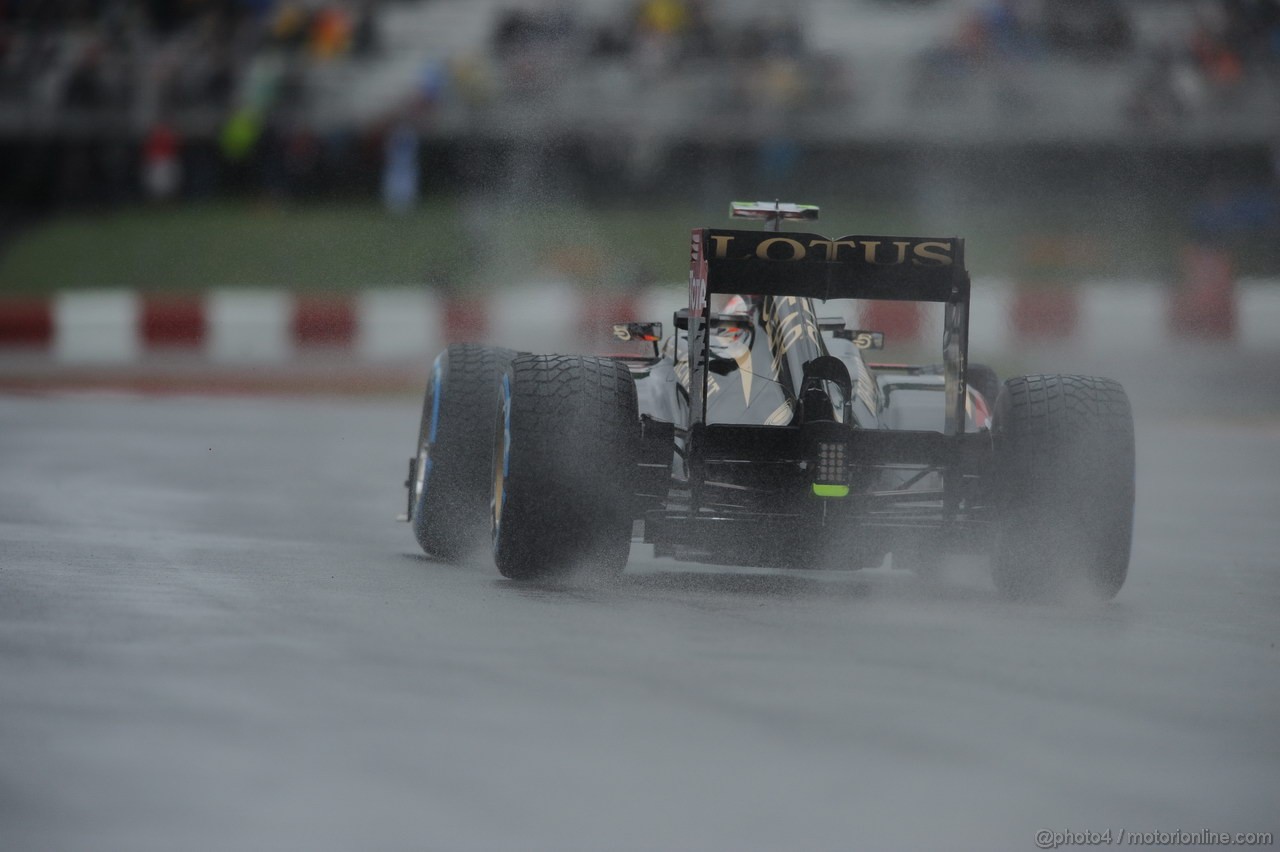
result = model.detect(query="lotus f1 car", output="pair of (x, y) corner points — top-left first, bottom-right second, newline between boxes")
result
(405, 202), (1135, 600)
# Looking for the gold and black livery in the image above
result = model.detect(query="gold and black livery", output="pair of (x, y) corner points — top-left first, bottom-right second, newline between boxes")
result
(405, 201), (1137, 601)
(632, 202), (986, 570)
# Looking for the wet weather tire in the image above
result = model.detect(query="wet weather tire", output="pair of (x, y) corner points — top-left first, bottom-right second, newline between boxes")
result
(410, 343), (516, 561)
(992, 374), (1135, 601)
(492, 354), (639, 581)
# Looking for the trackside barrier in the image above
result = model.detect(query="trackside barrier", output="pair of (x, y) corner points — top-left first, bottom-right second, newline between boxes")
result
(2, 280), (1279, 364)
(54, 290), (141, 363)
(1171, 246), (1235, 340)
(1011, 288), (1079, 343)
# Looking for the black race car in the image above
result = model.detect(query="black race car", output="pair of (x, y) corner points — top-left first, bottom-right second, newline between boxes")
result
(405, 202), (1135, 600)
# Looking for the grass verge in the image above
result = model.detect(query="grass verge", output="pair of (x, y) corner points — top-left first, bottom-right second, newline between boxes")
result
(0, 196), (1192, 294)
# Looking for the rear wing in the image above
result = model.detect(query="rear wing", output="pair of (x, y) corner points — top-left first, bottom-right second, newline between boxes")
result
(687, 226), (972, 437)
(690, 228), (967, 304)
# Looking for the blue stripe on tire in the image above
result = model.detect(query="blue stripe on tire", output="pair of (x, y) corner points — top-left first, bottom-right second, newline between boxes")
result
(428, 355), (444, 445)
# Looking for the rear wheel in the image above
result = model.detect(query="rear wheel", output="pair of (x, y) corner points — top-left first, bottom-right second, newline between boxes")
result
(992, 374), (1135, 600)
(492, 354), (640, 580)
(410, 344), (516, 561)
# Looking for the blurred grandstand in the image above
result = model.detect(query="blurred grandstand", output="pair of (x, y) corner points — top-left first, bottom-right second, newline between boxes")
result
(0, 0), (1278, 274)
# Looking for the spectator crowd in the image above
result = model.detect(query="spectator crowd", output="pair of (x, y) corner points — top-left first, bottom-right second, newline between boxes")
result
(1, 0), (382, 209)
(0, 0), (1277, 215)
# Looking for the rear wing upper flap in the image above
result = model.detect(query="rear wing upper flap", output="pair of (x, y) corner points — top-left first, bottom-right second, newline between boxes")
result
(690, 228), (967, 304)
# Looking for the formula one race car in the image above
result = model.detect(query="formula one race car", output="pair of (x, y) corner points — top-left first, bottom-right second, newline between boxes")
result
(404, 202), (1135, 600)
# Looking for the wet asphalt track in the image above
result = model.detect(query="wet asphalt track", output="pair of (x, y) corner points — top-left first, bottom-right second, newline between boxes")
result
(1, 348), (1278, 852)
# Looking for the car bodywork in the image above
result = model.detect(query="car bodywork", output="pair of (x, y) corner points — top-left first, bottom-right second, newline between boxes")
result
(620, 202), (994, 569)
(404, 201), (1134, 597)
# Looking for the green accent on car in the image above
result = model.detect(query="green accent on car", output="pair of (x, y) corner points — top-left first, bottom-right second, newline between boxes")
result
(812, 484), (849, 498)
